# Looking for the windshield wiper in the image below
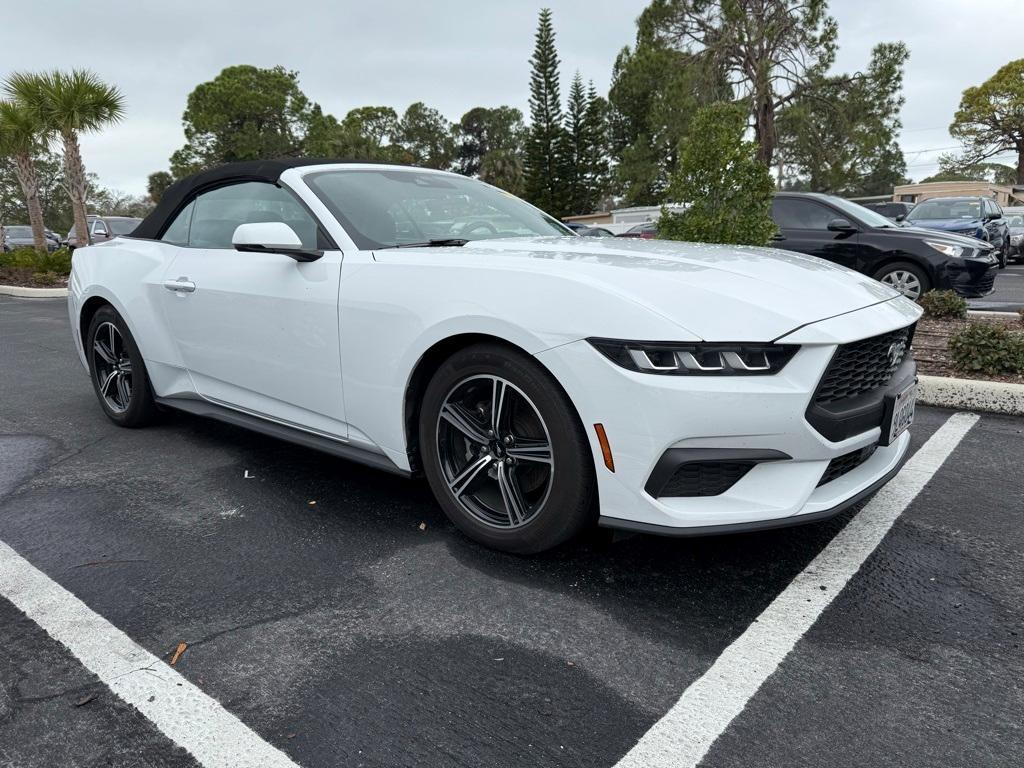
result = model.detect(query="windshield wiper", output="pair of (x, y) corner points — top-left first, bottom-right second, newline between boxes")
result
(379, 238), (470, 249)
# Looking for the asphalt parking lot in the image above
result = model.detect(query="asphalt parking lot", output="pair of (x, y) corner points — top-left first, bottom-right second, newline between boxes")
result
(1, 295), (1022, 768)
(968, 262), (1024, 311)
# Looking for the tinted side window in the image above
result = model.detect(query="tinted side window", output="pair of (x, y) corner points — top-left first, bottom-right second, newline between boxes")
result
(160, 201), (194, 246)
(771, 199), (836, 230)
(189, 182), (319, 250)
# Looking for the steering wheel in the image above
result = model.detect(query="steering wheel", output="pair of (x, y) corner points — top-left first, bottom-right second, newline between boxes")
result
(458, 221), (498, 237)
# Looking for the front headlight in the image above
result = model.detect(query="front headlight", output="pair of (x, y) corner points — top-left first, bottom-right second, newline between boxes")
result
(588, 338), (799, 375)
(925, 241), (965, 258)
(1012, 234), (1023, 245)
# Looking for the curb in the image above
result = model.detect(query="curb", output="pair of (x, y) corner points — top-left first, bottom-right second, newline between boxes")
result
(0, 284), (68, 298)
(918, 374), (1024, 416)
(968, 309), (1020, 317)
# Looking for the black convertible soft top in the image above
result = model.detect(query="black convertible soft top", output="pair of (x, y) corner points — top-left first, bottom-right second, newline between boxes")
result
(131, 158), (364, 240)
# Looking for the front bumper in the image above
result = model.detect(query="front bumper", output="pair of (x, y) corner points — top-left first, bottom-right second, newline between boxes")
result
(942, 257), (998, 297)
(535, 299), (920, 533)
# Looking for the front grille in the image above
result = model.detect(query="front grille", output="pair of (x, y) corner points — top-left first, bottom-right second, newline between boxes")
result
(817, 444), (877, 487)
(815, 325), (915, 405)
(660, 462), (755, 497)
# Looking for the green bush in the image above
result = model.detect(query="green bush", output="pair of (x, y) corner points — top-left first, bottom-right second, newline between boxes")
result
(948, 322), (1024, 376)
(918, 289), (968, 320)
(0, 246), (72, 275)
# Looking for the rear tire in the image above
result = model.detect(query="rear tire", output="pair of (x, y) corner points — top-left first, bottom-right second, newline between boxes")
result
(86, 305), (158, 428)
(418, 343), (595, 554)
(873, 261), (931, 300)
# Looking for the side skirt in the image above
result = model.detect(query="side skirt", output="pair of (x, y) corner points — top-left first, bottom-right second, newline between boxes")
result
(154, 396), (411, 478)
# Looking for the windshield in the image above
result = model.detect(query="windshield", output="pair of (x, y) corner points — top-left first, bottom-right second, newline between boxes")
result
(107, 218), (141, 235)
(907, 199), (982, 222)
(303, 169), (572, 249)
(1007, 215), (1024, 227)
(823, 196), (895, 228)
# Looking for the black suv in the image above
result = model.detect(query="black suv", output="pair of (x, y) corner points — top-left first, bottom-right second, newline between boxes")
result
(863, 201), (915, 221)
(770, 192), (999, 300)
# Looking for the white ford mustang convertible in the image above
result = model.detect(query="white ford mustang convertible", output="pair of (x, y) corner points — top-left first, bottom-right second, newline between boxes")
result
(68, 160), (922, 553)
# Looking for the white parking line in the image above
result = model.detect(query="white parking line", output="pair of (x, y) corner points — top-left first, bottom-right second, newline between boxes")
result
(0, 540), (302, 768)
(614, 412), (979, 768)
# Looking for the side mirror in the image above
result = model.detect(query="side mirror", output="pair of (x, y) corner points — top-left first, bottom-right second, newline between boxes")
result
(985, 211), (1001, 221)
(894, 214), (906, 222)
(827, 217), (857, 232)
(232, 222), (322, 262)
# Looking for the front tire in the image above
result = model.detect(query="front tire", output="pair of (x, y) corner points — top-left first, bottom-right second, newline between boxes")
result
(873, 261), (930, 300)
(419, 344), (595, 554)
(999, 241), (1008, 269)
(86, 305), (158, 428)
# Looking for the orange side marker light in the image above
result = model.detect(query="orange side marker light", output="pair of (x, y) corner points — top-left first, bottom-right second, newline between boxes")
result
(594, 423), (615, 472)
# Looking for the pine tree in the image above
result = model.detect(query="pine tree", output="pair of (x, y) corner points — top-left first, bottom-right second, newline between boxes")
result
(524, 8), (568, 217)
(563, 72), (588, 216)
(582, 80), (610, 212)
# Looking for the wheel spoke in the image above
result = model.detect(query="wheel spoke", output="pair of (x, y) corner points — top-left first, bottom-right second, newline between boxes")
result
(497, 461), (529, 525)
(440, 402), (490, 445)
(491, 377), (508, 434)
(506, 438), (552, 464)
(448, 454), (492, 498)
(99, 370), (118, 396)
(108, 324), (117, 357)
(93, 339), (116, 364)
(115, 373), (131, 407)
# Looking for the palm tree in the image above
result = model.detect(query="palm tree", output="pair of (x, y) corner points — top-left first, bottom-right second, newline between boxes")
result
(0, 100), (49, 253)
(6, 70), (124, 247)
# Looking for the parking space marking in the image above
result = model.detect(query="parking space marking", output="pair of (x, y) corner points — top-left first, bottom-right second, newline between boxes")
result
(614, 412), (979, 768)
(0, 540), (301, 768)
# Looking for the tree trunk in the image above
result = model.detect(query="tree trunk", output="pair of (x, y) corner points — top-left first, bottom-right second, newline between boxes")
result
(753, 95), (776, 168)
(1017, 143), (1024, 186)
(62, 129), (91, 247)
(11, 151), (48, 254)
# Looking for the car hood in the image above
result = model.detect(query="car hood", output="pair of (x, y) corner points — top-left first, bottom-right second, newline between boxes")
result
(888, 224), (993, 248)
(906, 218), (984, 233)
(375, 236), (905, 341)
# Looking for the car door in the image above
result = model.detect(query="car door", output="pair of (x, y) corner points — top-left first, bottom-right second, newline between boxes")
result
(770, 197), (862, 270)
(157, 181), (348, 438)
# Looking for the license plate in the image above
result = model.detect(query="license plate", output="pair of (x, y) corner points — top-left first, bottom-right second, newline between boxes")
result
(887, 382), (917, 444)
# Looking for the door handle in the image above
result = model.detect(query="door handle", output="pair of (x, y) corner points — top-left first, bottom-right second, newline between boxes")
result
(770, 234), (786, 242)
(163, 277), (196, 293)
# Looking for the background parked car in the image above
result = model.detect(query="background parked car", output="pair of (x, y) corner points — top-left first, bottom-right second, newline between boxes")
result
(1, 225), (59, 252)
(618, 221), (658, 239)
(862, 200), (916, 221)
(770, 192), (998, 300)
(578, 226), (616, 237)
(1006, 213), (1024, 263)
(903, 196), (1010, 268)
(66, 216), (142, 250)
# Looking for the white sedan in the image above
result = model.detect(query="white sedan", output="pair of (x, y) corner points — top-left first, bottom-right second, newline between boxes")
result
(68, 160), (922, 553)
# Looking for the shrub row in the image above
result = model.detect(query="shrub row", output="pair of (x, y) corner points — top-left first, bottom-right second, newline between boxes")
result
(948, 322), (1024, 376)
(0, 247), (72, 275)
(918, 290), (967, 319)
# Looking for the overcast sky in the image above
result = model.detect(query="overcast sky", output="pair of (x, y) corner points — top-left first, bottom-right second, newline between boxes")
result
(4, 0), (1019, 196)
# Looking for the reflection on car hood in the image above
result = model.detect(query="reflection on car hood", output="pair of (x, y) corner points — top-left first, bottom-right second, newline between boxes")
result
(375, 236), (908, 341)
(890, 225), (992, 248)
(906, 218), (984, 232)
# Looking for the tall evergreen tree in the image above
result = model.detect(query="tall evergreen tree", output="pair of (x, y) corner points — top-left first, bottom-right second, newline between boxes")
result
(563, 72), (588, 216)
(582, 81), (610, 210)
(524, 8), (568, 217)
